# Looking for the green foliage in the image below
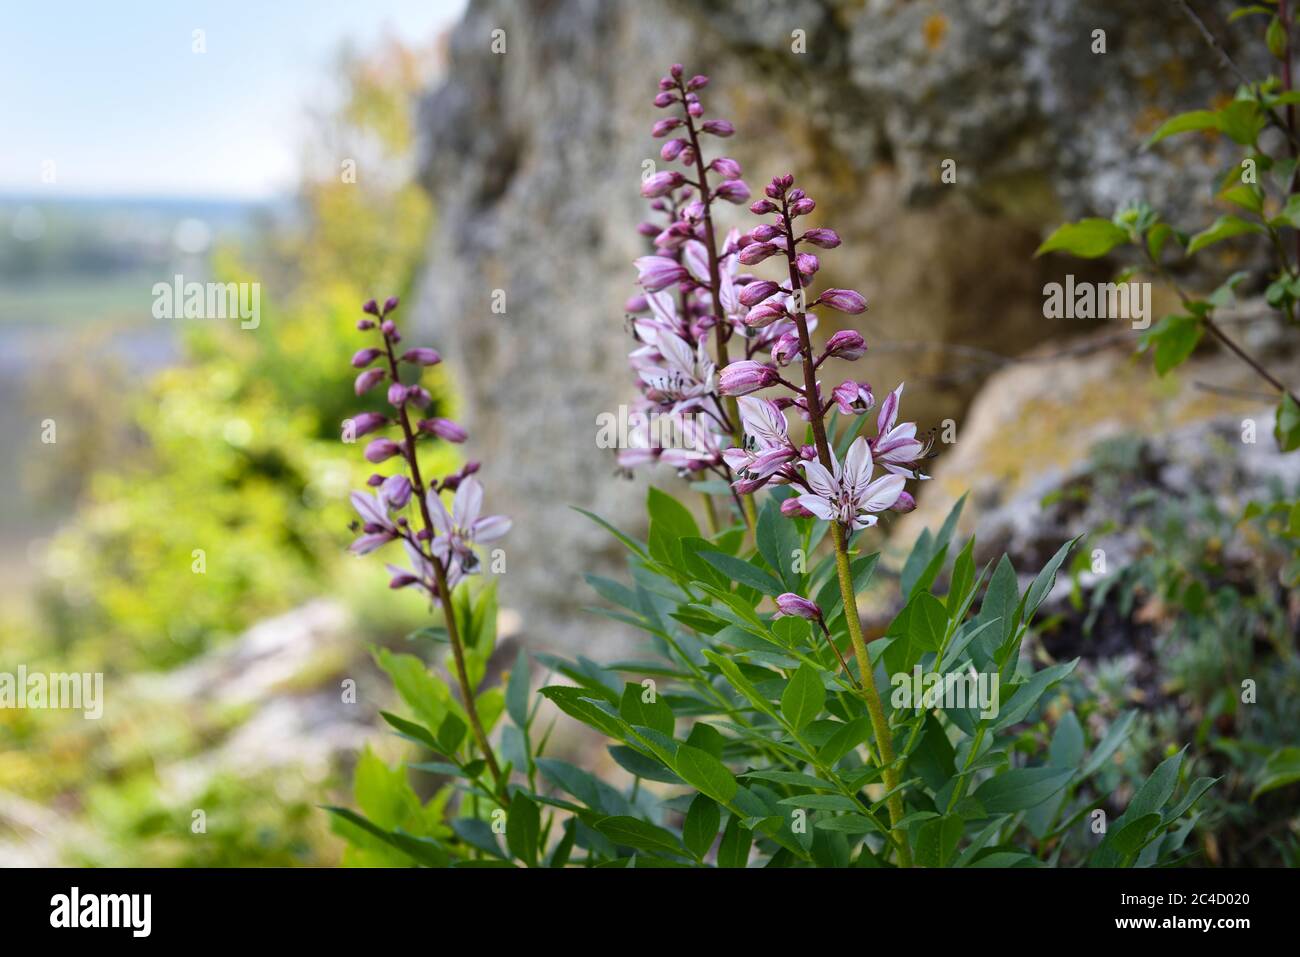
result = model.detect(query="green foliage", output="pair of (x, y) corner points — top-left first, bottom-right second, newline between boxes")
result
(338, 489), (1210, 867)
(1039, 13), (1300, 449)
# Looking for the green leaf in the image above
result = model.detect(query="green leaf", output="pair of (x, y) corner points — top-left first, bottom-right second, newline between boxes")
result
(1275, 394), (1300, 452)
(1219, 182), (1264, 214)
(1252, 746), (1300, 800)
(1143, 110), (1219, 147)
(572, 506), (647, 557)
(717, 814), (752, 868)
(756, 496), (801, 587)
(1034, 218), (1129, 259)
(594, 816), (685, 856)
(1185, 214), (1264, 255)
(375, 649), (449, 734)
(697, 549), (785, 596)
(380, 710), (442, 752)
(915, 815), (964, 868)
(781, 662), (826, 731)
(506, 793), (541, 866)
(991, 659), (1078, 732)
(683, 795), (722, 859)
(1049, 711), (1085, 769)
(1142, 313), (1204, 376)
(648, 486), (700, 563)
(903, 592), (948, 653)
(1215, 99), (1267, 146)
(673, 744), (738, 804)
(539, 686), (627, 741)
(1080, 711), (1137, 779)
(325, 807), (449, 867)
(966, 766), (1074, 814)
(1268, 16), (1288, 59)
(619, 681), (675, 736)
(506, 646), (531, 729)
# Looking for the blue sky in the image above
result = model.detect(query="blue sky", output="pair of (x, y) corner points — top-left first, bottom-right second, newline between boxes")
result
(1, 0), (467, 199)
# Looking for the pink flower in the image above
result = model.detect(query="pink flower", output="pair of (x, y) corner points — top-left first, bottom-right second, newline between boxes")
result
(427, 478), (512, 574)
(832, 380), (874, 415)
(722, 396), (797, 488)
(795, 437), (905, 531)
(871, 384), (931, 480)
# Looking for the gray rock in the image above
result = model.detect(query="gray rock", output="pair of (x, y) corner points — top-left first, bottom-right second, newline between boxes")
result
(412, 0), (1264, 649)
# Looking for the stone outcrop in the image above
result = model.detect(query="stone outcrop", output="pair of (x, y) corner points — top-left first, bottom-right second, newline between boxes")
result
(412, 0), (1264, 649)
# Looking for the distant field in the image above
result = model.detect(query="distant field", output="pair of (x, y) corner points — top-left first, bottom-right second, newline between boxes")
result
(0, 270), (161, 327)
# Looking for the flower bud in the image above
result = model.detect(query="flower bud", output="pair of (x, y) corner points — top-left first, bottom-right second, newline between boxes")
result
(625, 294), (648, 313)
(387, 383), (409, 407)
(749, 199), (777, 215)
(653, 92), (675, 108)
(790, 198), (816, 216)
(738, 242), (779, 266)
(687, 74), (709, 91)
(710, 156), (741, 178)
(354, 368), (386, 395)
(824, 330), (867, 360)
(670, 63), (684, 79)
(771, 331), (802, 365)
(420, 417), (468, 443)
(661, 138), (687, 161)
(362, 299), (380, 316)
(815, 288), (868, 314)
(750, 223), (780, 242)
(687, 100), (704, 117)
(701, 119), (734, 136)
(775, 592), (822, 621)
(651, 118), (683, 137)
(367, 473), (385, 487)
(364, 438), (402, 463)
(383, 296), (400, 314)
(890, 491), (917, 514)
(347, 412), (388, 438)
(802, 227), (841, 248)
(714, 179), (750, 204)
(351, 347), (383, 368)
(380, 474), (412, 509)
(635, 256), (690, 292)
(780, 498), (815, 518)
(743, 300), (787, 328)
(738, 279), (781, 308)
(719, 360), (779, 396)
(357, 319), (376, 330)
(796, 252), (820, 277)
(401, 347), (442, 366)
(641, 170), (686, 198)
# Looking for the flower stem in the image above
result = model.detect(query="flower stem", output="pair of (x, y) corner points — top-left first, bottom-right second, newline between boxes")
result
(679, 84), (756, 532)
(831, 524), (910, 866)
(778, 200), (911, 866)
(381, 337), (508, 804)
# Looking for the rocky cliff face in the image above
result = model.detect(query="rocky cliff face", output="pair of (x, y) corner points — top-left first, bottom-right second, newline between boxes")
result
(412, 0), (1259, 649)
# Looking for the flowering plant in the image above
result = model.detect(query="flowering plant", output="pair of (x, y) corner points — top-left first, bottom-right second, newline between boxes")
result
(333, 64), (1212, 868)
